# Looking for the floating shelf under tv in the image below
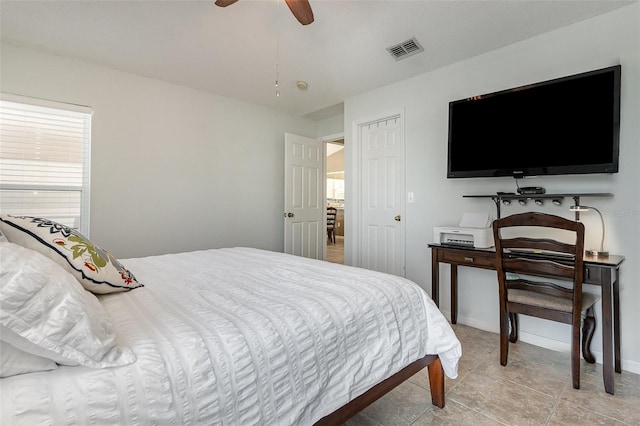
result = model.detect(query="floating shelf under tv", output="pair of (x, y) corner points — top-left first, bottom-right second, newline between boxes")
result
(463, 193), (614, 219)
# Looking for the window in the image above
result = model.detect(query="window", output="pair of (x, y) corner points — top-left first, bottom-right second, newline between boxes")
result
(0, 94), (92, 236)
(326, 177), (345, 200)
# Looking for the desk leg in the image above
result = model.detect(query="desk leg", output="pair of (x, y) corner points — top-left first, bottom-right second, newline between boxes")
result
(451, 265), (458, 324)
(601, 268), (614, 395)
(431, 250), (440, 307)
(614, 269), (621, 373)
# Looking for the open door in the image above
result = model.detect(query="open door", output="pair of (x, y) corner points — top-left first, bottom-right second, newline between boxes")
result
(284, 133), (323, 259)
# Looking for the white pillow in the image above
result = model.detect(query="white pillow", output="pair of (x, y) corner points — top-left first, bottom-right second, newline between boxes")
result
(0, 340), (58, 378)
(0, 242), (136, 368)
(0, 215), (143, 294)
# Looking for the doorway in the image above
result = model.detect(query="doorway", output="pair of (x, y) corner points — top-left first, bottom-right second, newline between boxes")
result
(325, 138), (344, 264)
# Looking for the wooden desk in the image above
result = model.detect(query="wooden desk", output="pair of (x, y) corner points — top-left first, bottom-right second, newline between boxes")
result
(428, 243), (625, 395)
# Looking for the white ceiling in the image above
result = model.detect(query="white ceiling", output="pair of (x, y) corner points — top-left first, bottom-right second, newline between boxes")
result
(0, 0), (633, 120)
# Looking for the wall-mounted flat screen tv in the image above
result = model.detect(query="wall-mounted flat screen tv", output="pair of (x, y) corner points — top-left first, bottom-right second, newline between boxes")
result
(447, 65), (621, 179)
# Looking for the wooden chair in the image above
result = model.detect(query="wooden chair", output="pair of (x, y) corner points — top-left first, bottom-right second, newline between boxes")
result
(493, 212), (598, 390)
(327, 207), (337, 244)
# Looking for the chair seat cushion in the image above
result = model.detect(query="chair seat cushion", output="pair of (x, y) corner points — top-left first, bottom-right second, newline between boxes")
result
(509, 289), (599, 312)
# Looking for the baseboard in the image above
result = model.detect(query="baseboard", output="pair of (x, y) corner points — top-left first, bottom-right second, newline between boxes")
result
(449, 312), (640, 375)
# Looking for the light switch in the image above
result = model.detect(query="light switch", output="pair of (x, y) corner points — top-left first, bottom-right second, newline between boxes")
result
(408, 192), (414, 203)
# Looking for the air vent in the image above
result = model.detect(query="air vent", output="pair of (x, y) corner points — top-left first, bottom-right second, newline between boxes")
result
(386, 37), (424, 61)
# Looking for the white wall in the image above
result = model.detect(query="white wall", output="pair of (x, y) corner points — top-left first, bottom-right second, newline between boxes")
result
(0, 43), (317, 259)
(316, 113), (344, 138)
(345, 3), (640, 373)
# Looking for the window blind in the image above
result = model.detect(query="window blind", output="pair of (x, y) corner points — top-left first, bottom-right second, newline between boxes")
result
(0, 94), (92, 236)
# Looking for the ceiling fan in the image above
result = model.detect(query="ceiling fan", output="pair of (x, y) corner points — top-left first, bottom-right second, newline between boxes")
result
(214, 0), (314, 26)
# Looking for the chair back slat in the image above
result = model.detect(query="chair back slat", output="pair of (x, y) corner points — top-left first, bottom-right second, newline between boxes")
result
(508, 279), (574, 299)
(500, 237), (577, 255)
(502, 257), (576, 280)
(494, 211), (582, 232)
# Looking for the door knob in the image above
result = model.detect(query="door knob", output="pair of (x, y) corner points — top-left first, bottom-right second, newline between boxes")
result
(394, 215), (401, 221)
(283, 212), (294, 217)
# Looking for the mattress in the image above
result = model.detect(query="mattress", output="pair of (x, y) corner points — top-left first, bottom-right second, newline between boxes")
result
(0, 247), (461, 425)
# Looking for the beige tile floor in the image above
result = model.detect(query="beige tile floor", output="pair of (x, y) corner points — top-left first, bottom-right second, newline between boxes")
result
(326, 235), (344, 264)
(345, 323), (640, 425)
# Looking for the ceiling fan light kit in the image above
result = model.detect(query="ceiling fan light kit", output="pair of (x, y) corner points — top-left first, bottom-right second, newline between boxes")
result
(215, 0), (314, 26)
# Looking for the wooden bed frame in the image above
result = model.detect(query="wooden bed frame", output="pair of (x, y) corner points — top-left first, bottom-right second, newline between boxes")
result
(315, 355), (444, 425)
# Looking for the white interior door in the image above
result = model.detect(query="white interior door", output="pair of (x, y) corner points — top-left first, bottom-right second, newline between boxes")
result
(359, 116), (405, 276)
(284, 133), (324, 259)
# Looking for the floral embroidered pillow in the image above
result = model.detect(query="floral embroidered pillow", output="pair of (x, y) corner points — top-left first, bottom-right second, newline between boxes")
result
(0, 215), (143, 294)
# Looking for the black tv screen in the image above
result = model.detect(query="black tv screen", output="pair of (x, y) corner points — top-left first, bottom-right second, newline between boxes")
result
(447, 65), (621, 178)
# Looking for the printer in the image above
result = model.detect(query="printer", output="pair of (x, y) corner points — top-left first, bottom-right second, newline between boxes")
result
(433, 212), (494, 248)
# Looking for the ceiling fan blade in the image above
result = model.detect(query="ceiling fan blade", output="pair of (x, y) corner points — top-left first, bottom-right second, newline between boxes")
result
(284, 0), (314, 25)
(215, 0), (239, 7)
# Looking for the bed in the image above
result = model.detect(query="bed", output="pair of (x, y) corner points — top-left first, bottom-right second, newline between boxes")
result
(0, 215), (461, 425)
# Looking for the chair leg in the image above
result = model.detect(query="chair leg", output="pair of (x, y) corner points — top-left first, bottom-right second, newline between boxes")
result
(572, 350), (581, 389)
(582, 306), (596, 364)
(500, 308), (509, 366)
(509, 313), (519, 343)
(572, 321), (581, 389)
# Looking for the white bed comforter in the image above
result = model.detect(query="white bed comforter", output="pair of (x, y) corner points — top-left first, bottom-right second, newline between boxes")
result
(1, 247), (461, 425)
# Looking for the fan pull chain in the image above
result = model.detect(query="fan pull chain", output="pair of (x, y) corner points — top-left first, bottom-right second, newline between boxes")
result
(275, 64), (280, 98)
(275, 0), (281, 98)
